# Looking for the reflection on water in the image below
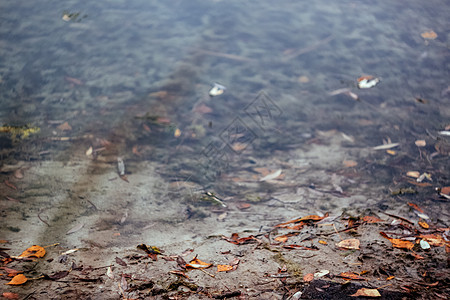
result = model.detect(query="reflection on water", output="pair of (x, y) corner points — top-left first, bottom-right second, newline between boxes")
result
(0, 0), (449, 298)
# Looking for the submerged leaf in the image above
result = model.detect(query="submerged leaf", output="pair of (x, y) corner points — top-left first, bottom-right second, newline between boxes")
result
(336, 239), (360, 250)
(19, 245), (46, 258)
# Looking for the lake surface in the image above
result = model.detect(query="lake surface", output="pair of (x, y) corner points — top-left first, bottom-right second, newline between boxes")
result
(1, 0), (449, 298)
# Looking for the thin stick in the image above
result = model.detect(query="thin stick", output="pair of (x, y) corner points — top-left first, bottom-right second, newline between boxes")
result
(333, 223), (343, 240)
(200, 268), (215, 278)
(38, 211), (50, 227)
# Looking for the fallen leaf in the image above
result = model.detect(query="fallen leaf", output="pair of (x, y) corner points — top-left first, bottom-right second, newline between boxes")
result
(362, 216), (384, 223)
(66, 223), (84, 235)
(6, 274), (27, 285)
(421, 30), (437, 40)
(386, 149), (396, 155)
(298, 76), (310, 83)
(217, 264), (233, 272)
(274, 235), (289, 243)
(282, 244), (319, 250)
(336, 239), (360, 250)
(174, 128), (181, 138)
(259, 169), (282, 181)
(419, 234), (446, 247)
(406, 171), (420, 178)
(193, 104), (213, 114)
(186, 257), (212, 269)
(338, 272), (366, 281)
(169, 270), (189, 279)
(222, 233), (258, 245)
(418, 220), (429, 229)
(373, 143), (399, 150)
(407, 202), (424, 213)
(236, 202), (251, 210)
(65, 76), (83, 86)
(342, 160), (358, 168)
(2, 292), (19, 299)
(351, 288), (381, 297)
(47, 270), (69, 280)
(19, 245), (45, 258)
(415, 140), (426, 147)
(303, 273), (314, 282)
(380, 232), (414, 250)
(115, 257), (127, 266)
(57, 122), (72, 131)
(318, 240), (328, 245)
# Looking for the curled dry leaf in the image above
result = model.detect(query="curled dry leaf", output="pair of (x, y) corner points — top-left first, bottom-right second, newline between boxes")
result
(380, 232), (414, 250)
(351, 288), (381, 297)
(336, 239), (360, 250)
(186, 257), (212, 269)
(6, 274), (27, 285)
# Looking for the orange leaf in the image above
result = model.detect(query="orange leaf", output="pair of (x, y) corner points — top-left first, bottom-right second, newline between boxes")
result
(338, 272), (366, 281)
(274, 235), (288, 243)
(419, 234), (445, 247)
(421, 30), (437, 40)
(418, 221), (429, 229)
(351, 288), (381, 297)
(362, 216), (383, 223)
(380, 232), (414, 250)
(318, 240), (328, 245)
(217, 264), (233, 272)
(19, 245), (46, 258)
(336, 239), (360, 250)
(407, 202), (423, 213)
(186, 257), (212, 269)
(6, 274), (27, 285)
(303, 273), (314, 282)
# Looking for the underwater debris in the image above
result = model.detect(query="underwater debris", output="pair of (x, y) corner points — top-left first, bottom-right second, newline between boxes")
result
(0, 124), (40, 140)
(357, 76), (380, 89)
(117, 157), (125, 176)
(209, 83), (226, 97)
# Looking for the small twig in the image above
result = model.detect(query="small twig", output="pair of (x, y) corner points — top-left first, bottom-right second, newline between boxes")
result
(200, 268), (215, 278)
(333, 224), (342, 240)
(86, 199), (98, 211)
(38, 211), (50, 227)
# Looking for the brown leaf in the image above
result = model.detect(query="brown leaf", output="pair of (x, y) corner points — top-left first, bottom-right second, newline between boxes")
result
(48, 270), (69, 280)
(7, 274), (27, 285)
(115, 257), (127, 266)
(193, 104), (213, 114)
(222, 233), (258, 245)
(57, 122), (72, 131)
(351, 288), (381, 297)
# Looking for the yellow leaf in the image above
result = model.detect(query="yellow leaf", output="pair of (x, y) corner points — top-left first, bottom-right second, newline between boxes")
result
(174, 128), (181, 138)
(19, 245), (46, 258)
(318, 240), (328, 245)
(6, 274), (27, 285)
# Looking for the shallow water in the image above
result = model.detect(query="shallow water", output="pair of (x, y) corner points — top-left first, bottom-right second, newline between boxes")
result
(1, 0), (449, 298)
